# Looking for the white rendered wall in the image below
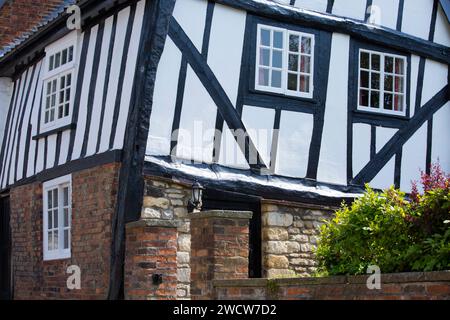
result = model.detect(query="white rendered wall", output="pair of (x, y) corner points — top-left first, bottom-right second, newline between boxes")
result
(293, 0), (328, 13)
(332, 0), (366, 20)
(352, 123), (371, 176)
(434, 5), (450, 47)
(401, 0), (433, 40)
(401, 123), (428, 192)
(372, 0), (399, 30)
(172, 0), (207, 51)
(422, 59), (448, 106)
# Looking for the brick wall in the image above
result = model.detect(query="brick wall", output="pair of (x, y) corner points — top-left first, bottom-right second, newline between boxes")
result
(142, 176), (192, 299)
(0, 0), (65, 48)
(213, 272), (450, 300)
(10, 162), (120, 299)
(261, 200), (334, 278)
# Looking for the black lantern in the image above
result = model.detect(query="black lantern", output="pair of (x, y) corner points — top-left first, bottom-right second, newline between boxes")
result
(190, 181), (204, 211)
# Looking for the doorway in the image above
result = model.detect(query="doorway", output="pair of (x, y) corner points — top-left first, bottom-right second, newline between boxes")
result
(202, 188), (262, 278)
(0, 195), (11, 300)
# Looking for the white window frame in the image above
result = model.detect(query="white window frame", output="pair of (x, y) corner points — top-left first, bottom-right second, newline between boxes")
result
(255, 24), (315, 99)
(40, 32), (78, 133)
(357, 49), (408, 117)
(43, 174), (72, 261)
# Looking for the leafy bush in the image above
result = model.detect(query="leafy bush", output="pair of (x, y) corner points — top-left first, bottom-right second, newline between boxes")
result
(316, 163), (450, 276)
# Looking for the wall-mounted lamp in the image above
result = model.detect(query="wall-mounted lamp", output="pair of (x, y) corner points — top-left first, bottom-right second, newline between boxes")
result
(189, 181), (204, 212)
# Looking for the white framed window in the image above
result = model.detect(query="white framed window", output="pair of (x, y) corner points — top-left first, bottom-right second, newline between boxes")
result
(41, 32), (78, 132)
(43, 175), (72, 261)
(255, 24), (315, 98)
(358, 49), (407, 116)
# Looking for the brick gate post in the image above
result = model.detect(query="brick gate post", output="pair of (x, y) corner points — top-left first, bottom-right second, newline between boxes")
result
(190, 210), (253, 300)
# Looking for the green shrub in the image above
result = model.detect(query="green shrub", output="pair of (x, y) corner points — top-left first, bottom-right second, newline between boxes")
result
(316, 163), (450, 276)
(316, 186), (412, 276)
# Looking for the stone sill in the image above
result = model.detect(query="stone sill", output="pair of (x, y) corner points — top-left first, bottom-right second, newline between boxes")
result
(213, 271), (450, 288)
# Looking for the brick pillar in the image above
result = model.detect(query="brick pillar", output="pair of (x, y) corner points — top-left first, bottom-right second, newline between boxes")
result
(125, 219), (180, 300)
(190, 210), (253, 300)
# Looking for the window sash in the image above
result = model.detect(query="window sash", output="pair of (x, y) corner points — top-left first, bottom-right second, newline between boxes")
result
(255, 24), (314, 99)
(358, 49), (407, 116)
(43, 177), (71, 261)
(42, 69), (74, 129)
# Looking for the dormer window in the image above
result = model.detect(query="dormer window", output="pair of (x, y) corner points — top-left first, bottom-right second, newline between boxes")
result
(41, 33), (77, 132)
(255, 24), (315, 99)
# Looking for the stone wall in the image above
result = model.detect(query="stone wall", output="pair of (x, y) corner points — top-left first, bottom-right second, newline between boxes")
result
(10, 162), (120, 299)
(213, 272), (450, 300)
(261, 200), (335, 278)
(142, 176), (192, 299)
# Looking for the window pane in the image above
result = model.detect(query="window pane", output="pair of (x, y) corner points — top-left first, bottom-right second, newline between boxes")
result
(271, 70), (282, 88)
(288, 54), (298, 72)
(55, 52), (61, 68)
(384, 93), (393, 110)
(273, 31), (283, 49)
(52, 79), (57, 91)
(371, 54), (380, 71)
(301, 37), (311, 54)
(58, 106), (63, 119)
(289, 35), (299, 52)
(53, 231), (58, 250)
(53, 209), (58, 228)
(258, 68), (269, 86)
(48, 232), (53, 251)
(395, 58), (404, 75)
(66, 88), (71, 101)
(272, 50), (282, 68)
(53, 189), (58, 207)
(371, 72), (380, 90)
(67, 73), (72, 86)
(45, 111), (49, 124)
(370, 91), (380, 108)
(385, 56), (394, 73)
(385, 75), (393, 92)
(360, 90), (369, 106)
(360, 71), (369, 88)
(394, 76), (404, 93)
(48, 211), (52, 229)
(64, 187), (69, 206)
(64, 230), (69, 249)
(60, 75), (66, 89)
(360, 52), (370, 69)
(65, 104), (70, 117)
(50, 109), (55, 122)
(48, 190), (53, 209)
(59, 91), (64, 104)
(299, 75), (310, 92)
(62, 49), (68, 65)
(261, 29), (270, 46)
(68, 46), (74, 62)
(260, 48), (270, 66)
(300, 56), (310, 73)
(47, 82), (52, 95)
(394, 94), (403, 111)
(49, 55), (54, 71)
(288, 73), (297, 91)
(64, 208), (69, 228)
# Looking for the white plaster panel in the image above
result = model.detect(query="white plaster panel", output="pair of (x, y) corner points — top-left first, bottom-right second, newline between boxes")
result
(372, 0), (399, 30)
(409, 54), (421, 118)
(172, 0), (208, 51)
(401, 0), (433, 40)
(352, 123), (371, 177)
(218, 122), (250, 169)
(376, 127), (398, 153)
(0, 77), (13, 157)
(177, 66), (217, 164)
(371, 156), (395, 190)
(242, 105), (275, 167)
(401, 123), (427, 192)
(434, 5), (450, 46)
(275, 111), (314, 178)
(317, 33), (349, 185)
(431, 102), (450, 173)
(147, 38), (182, 156)
(207, 4), (246, 106)
(422, 59), (448, 106)
(293, 0), (328, 12)
(332, 0), (366, 20)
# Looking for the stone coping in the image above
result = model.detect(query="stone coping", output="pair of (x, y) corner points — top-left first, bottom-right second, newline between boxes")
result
(213, 271), (450, 287)
(261, 199), (339, 211)
(126, 218), (182, 229)
(190, 210), (253, 220)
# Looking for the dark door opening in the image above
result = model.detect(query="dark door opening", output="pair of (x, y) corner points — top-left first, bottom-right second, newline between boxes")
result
(0, 195), (11, 300)
(202, 188), (262, 278)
